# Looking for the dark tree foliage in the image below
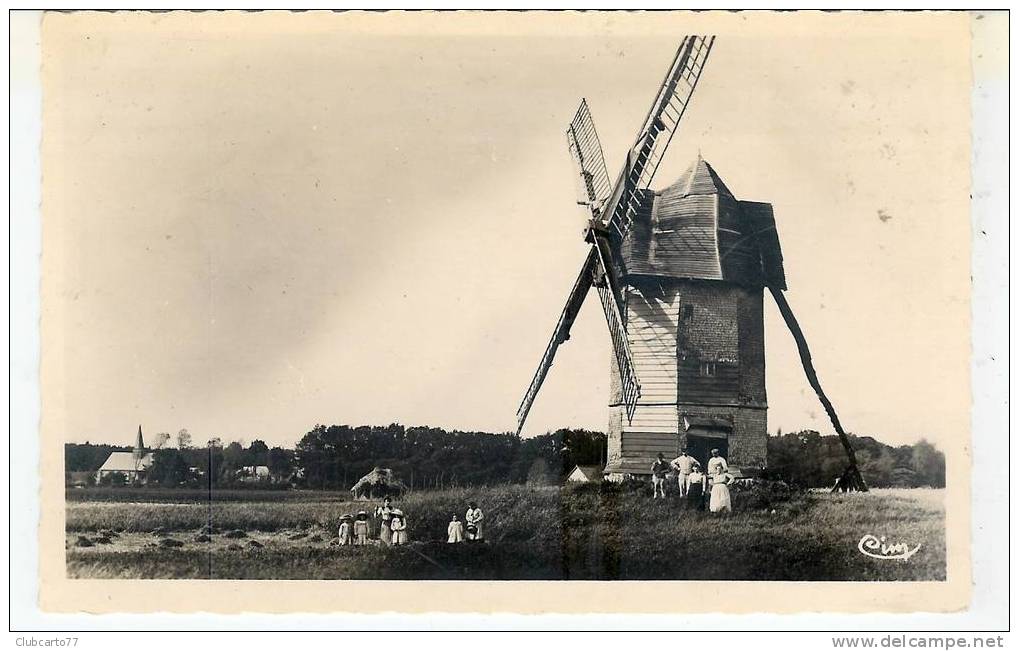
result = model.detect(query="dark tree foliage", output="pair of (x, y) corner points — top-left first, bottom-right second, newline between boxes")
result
(293, 424), (606, 490)
(247, 440), (270, 466)
(98, 471), (127, 487)
(766, 431), (946, 488)
(267, 447), (295, 479)
(64, 443), (131, 472)
(147, 449), (193, 486)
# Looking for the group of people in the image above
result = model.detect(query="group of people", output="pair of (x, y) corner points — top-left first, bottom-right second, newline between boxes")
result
(650, 448), (734, 514)
(446, 502), (485, 543)
(336, 497), (486, 546)
(337, 502), (409, 546)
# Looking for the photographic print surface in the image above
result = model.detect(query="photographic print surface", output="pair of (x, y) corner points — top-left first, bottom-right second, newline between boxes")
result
(39, 10), (973, 612)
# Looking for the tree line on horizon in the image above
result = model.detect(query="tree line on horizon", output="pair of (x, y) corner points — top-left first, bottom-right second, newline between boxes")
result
(64, 424), (945, 489)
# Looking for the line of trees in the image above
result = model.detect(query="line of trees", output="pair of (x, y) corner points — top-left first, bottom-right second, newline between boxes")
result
(65, 425), (945, 490)
(294, 424), (605, 490)
(766, 430), (946, 489)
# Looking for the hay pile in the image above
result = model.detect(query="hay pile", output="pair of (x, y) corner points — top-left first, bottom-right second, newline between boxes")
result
(350, 467), (408, 500)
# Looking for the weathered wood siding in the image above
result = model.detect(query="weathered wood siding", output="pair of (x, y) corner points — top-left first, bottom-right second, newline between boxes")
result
(651, 192), (723, 279)
(620, 407), (681, 457)
(616, 158), (780, 291)
(740, 200), (787, 290)
(618, 189), (656, 276)
(607, 405), (681, 475)
(606, 282), (682, 475)
(717, 193), (763, 286)
(626, 283), (680, 405)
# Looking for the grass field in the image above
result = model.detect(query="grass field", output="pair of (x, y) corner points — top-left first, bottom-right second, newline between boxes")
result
(65, 485), (946, 581)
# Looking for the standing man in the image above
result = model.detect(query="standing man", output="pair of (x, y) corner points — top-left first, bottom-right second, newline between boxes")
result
(650, 453), (668, 499)
(707, 448), (729, 477)
(671, 448), (696, 497)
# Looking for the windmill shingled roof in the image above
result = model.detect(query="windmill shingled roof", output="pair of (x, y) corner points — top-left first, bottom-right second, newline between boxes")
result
(617, 158), (786, 289)
(665, 156), (734, 199)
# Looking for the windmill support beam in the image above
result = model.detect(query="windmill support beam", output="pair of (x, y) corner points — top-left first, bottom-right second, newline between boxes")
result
(768, 287), (868, 492)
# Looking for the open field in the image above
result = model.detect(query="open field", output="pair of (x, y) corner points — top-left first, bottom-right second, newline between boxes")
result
(66, 485), (946, 581)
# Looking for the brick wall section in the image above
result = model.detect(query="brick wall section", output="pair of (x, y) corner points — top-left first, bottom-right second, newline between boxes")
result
(677, 281), (739, 363)
(737, 287), (767, 406)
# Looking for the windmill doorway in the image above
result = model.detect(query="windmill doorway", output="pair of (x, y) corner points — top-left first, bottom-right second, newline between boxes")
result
(681, 416), (733, 470)
(685, 435), (728, 470)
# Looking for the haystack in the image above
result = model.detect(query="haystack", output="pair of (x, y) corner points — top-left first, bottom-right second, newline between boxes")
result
(350, 467), (408, 500)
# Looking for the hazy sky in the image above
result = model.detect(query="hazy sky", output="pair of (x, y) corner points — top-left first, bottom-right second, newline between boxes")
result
(42, 11), (970, 449)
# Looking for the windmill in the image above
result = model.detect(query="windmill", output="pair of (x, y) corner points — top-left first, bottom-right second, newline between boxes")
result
(515, 36), (867, 491)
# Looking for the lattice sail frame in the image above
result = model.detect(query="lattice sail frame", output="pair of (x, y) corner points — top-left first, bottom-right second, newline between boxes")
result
(604, 35), (715, 238)
(515, 35), (716, 435)
(566, 99), (612, 211)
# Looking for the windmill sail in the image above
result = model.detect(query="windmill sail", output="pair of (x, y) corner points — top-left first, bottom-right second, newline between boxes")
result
(515, 248), (598, 434)
(567, 99), (612, 210)
(605, 35), (715, 237)
(516, 34), (713, 435)
(592, 235), (641, 422)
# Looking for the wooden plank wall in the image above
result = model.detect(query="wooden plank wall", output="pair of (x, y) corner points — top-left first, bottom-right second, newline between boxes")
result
(651, 191), (722, 279)
(717, 194), (763, 287)
(619, 189), (656, 275)
(625, 284), (680, 405)
(740, 200), (786, 290)
(620, 410), (680, 459)
(617, 284), (681, 463)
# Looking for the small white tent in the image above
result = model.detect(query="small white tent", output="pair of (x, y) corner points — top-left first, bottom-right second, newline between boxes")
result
(566, 464), (604, 484)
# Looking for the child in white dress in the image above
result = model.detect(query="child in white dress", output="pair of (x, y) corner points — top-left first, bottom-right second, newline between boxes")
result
(447, 514), (464, 543)
(338, 514), (353, 546)
(390, 509), (408, 545)
(353, 511), (370, 545)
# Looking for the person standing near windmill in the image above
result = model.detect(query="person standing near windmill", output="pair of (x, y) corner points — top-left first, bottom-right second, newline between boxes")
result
(670, 448), (696, 497)
(650, 453), (669, 499)
(707, 449), (728, 477)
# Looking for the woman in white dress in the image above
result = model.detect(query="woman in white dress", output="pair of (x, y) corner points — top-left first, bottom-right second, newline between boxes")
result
(374, 497), (394, 545)
(465, 502), (484, 541)
(447, 514), (464, 543)
(709, 469), (734, 514)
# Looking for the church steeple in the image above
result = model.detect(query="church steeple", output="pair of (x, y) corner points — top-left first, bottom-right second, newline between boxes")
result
(133, 425), (145, 462)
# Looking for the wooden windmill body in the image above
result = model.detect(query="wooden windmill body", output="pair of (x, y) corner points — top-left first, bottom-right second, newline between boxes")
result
(602, 158), (785, 477)
(516, 36), (866, 489)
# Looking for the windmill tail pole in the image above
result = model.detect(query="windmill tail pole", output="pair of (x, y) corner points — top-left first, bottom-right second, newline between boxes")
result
(768, 287), (868, 492)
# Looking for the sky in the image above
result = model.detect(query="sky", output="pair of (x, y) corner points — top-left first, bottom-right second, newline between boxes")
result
(42, 11), (971, 450)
